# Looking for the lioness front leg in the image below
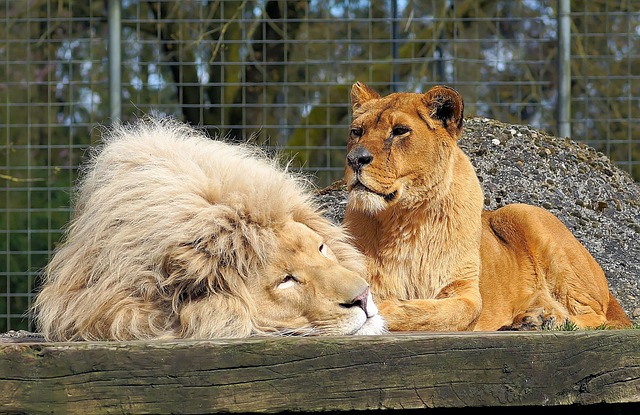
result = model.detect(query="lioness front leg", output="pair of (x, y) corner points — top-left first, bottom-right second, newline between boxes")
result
(377, 282), (482, 331)
(378, 298), (480, 331)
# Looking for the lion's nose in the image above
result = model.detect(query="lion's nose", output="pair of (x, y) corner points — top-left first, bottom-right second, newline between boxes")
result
(347, 146), (373, 171)
(341, 287), (371, 316)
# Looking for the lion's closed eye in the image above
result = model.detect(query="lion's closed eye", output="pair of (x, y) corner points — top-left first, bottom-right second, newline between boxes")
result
(277, 274), (299, 289)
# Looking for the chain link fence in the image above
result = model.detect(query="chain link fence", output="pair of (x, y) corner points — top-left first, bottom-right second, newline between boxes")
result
(1, 0), (639, 332)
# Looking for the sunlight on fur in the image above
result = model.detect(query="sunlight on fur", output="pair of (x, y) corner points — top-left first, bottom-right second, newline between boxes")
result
(344, 82), (631, 332)
(33, 116), (385, 340)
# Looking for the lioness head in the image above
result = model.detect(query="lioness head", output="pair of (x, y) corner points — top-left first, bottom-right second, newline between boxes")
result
(33, 117), (385, 340)
(345, 82), (465, 214)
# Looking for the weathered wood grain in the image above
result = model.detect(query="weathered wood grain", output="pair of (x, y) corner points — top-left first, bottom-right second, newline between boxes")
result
(1, 331), (639, 414)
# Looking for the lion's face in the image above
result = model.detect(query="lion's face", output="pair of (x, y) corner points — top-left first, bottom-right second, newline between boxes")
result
(344, 82), (465, 214)
(174, 213), (386, 339)
(248, 221), (384, 335)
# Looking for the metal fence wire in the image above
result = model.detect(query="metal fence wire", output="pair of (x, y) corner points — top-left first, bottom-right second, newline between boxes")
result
(1, 0), (639, 332)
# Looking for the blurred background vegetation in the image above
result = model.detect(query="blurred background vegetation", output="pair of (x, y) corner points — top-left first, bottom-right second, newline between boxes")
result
(1, 0), (639, 331)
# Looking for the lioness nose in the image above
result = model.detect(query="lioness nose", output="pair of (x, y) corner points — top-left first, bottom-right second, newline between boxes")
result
(347, 146), (373, 171)
(341, 287), (370, 316)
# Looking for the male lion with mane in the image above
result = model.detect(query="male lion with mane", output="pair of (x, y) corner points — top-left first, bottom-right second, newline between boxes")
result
(34, 117), (385, 341)
(343, 82), (631, 331)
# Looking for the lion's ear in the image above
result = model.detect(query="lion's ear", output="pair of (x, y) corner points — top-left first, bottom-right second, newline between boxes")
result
(351, 82), (381, 111)
(420, 85), (464, 137)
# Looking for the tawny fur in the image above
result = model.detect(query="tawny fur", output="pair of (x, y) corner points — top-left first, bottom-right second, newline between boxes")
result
(343, 82), (631, 331)
(34, 116), (385, 341)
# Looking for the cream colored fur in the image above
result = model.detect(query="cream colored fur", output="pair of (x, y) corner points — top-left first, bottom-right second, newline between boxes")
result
(343, 82), (631, 331)
(34, 117), (385, 340)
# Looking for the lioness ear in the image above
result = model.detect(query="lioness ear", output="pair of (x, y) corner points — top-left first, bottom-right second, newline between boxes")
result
(420, 85), (464, 137)
(351, 82), (381, 111)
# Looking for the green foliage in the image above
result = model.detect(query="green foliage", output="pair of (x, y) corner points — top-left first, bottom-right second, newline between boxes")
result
(546, 319), (640, 331)
(551, 320), (580, 331)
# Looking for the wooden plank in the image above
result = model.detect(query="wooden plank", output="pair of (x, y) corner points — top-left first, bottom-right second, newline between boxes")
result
(1, 331), (639, 414)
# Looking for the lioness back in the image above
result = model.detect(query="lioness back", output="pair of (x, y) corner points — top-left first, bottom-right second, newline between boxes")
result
(478, 203), (631, 330)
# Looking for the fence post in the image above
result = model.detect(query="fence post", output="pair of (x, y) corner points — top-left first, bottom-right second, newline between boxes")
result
(391, 0), (398, 92)
(557, 0), (571, 138)
(108, 0), (122, 121)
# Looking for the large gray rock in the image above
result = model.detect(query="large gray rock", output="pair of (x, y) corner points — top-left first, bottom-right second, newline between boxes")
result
(316, 117), (640, 324)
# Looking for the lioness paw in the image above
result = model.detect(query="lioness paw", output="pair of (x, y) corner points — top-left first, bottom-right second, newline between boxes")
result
(498, 309), (559, 331)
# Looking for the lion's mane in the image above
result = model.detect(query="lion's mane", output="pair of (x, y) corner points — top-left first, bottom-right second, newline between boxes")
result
(34, 117), (365, 340)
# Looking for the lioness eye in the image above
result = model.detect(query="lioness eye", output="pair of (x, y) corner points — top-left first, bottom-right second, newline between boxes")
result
(350, 127), (363, 137)
(319, 243), (329, 258)
(392, 126), (410, 136)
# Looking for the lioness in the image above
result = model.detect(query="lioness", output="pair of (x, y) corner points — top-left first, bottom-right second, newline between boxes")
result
(34, 117), (385, 340)
(343, 82), (631, 331)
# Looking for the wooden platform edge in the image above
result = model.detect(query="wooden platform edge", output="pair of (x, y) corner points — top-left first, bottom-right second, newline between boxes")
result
(1, 330), (639, 414)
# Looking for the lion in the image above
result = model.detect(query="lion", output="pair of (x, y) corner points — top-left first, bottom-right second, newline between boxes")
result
(343, 82), (631, 331)
(33, 116), (385, 341)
